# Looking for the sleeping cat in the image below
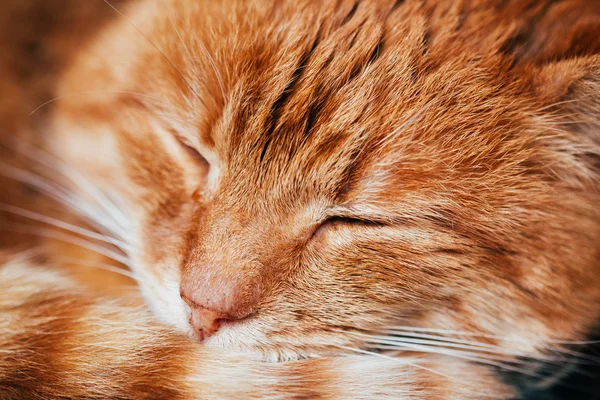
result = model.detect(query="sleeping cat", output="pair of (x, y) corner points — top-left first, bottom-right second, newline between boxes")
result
(2, 0), (600, 398)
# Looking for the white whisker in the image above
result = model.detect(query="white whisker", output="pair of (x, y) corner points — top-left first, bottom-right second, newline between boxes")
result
(0, 203), (129, 251)
(168, 15), (202, 83)
(29, 90), (196, 117)
(10, 140), (130, 238)
(57, 256), (138, 282)
(102, 0), (205, 107)
(0, 162), (125, 240)
(334, 345), (459, 382)
(378, 326), (600, 369)
(335, 345), (506, 398)
(188, 24), (227, 102)
(384, 325), (600, 346)
(366, 342), (540, 377)
(2, 224), (130, 267)
(348, 331), (561, 363)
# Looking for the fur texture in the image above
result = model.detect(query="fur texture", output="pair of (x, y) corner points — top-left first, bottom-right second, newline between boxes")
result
(0, 253), (508, 399)
(1, 0), (600, 398)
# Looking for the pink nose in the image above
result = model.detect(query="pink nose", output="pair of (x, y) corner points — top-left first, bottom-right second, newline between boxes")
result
(180, 269), (262, 340)
(181, 294), (233, 341)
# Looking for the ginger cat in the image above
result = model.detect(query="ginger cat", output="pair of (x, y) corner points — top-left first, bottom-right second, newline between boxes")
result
(1, 0), (600, 398)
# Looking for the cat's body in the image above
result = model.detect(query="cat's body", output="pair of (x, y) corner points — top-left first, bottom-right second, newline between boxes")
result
(1, 0), (600, 398)
(0, 253), (509, 399)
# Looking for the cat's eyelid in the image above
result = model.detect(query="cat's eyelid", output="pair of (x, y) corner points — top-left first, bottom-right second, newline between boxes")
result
(326, 216), (386, 227)
(171, 131), (223, 192)
(176, 134), (203, 154)
(310, 211), (386, 242)
(168, 129), (212, 166)
(326, 206), (391, 224)
(163, 123), (214, 164)
(323, 209), (390, 226)
(178, 137), (209, 166)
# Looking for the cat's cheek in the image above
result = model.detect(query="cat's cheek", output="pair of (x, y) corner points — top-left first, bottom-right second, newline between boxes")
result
(133, 258), (194, 334)
(125, 214), (195, 335)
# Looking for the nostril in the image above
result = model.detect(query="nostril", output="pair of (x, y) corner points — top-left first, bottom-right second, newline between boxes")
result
(181, 293), (233, 341)
(190, 307), (230, 341)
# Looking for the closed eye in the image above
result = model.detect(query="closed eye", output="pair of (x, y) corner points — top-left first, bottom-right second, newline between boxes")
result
(323, 216), (383, 228)
(172, 134), (211, 199)
(311, 216), (385, 240)
(177, 137), (210, 170)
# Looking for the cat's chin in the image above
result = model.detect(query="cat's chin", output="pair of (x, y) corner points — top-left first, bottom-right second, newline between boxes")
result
(202, 338), (317, 363)
(197, 327), (309, 362)
(195, 324), (357, 363)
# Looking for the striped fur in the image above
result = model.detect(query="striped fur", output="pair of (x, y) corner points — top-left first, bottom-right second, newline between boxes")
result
(0, 255), (510, 399)
(1, 0), (599, 398)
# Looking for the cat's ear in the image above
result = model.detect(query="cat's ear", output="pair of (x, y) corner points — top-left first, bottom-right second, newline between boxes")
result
(531, 56), (600, 143)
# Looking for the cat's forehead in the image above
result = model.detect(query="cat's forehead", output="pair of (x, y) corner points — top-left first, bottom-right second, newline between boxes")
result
(160, 0), (529, 204)
(188, 2), (424, 194)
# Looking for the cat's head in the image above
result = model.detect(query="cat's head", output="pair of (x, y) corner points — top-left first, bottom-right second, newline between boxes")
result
(49, 0), (600, 360)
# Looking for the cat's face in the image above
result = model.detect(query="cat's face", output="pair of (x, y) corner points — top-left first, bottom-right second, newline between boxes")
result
(50, 0), (600, 360)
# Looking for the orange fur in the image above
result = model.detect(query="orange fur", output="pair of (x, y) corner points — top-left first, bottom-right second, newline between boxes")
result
(1, 0), (600, 398)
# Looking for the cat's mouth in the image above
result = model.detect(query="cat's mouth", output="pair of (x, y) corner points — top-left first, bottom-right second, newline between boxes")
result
(192, 319), (372, 363)
(178, 287), (392, 361)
